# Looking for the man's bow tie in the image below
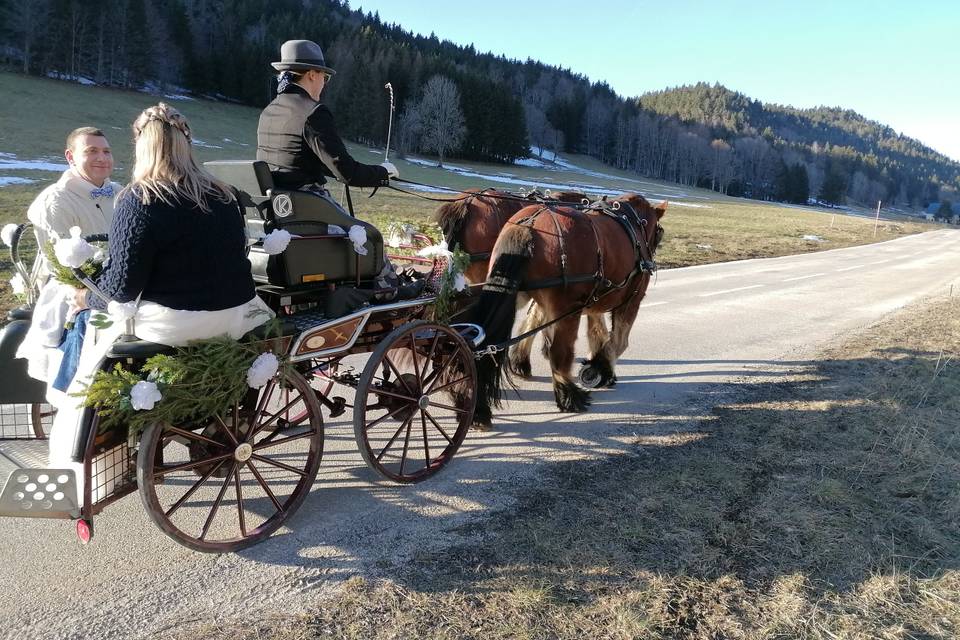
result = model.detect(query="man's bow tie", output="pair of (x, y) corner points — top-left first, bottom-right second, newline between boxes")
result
(90, 184), (114, 199)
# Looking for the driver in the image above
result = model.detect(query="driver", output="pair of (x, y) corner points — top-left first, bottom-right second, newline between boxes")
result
(256, 39), (420, 304)
(257, 39), (398, 195)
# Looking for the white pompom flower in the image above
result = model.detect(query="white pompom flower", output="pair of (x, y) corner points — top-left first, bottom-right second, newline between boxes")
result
(129, 380), (162, 411)
(246, 352), (279, 389)
(262, 229), (293, 255)
(348, 225), (368, 256)
(107, 300), (138, 322)
(54, 226), (97, 268)
(9, 273), (26, 296)
(452, 272), (467, 292)
(1, 223), (18, 248)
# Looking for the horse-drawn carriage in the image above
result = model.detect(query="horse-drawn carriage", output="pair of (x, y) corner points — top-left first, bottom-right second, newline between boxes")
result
(0, 161), (482, 552)
(0, 162), (665, 552)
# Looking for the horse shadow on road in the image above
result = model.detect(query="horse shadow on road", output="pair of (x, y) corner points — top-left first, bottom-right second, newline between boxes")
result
(238, 346), (960, 620)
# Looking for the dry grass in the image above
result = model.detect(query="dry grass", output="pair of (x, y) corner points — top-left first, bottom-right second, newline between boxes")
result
(171, 296), (960, 637)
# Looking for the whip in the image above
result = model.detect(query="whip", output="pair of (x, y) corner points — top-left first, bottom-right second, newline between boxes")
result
(384, 82), (395, 162)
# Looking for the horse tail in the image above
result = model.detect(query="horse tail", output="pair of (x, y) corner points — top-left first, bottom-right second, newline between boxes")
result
(472, 223), (534, 418)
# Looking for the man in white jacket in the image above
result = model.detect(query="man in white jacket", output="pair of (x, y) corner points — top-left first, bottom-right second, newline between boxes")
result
(17, 127), (121, 401)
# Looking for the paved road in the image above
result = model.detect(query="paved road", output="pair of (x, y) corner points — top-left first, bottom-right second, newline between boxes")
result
(2, 229), (959, 640)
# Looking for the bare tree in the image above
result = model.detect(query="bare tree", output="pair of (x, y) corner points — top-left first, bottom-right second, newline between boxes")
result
(394, 102), (423, 159)
(419, 74), (465, 167)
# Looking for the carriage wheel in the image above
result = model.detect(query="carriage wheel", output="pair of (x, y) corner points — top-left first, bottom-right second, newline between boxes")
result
(31, 403), (55, 438)
(354, 320), (476, 483)
(137, 369), (323, 552)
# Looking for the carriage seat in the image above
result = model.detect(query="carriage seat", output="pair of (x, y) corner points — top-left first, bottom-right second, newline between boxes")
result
(204, 160), (385, 289)
(105, 321), (299, 360)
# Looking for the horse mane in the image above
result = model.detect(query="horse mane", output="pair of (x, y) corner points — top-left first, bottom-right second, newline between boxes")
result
(432, 188), (514, 247)
(616, 192), (668, 218)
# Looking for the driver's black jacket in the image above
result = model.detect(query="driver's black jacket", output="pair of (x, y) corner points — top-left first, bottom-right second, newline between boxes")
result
(256, 83), (388, 191)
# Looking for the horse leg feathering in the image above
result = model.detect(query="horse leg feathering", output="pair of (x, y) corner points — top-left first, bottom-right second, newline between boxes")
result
(471, 224), (534, 430)
(507, 296), (539, 379)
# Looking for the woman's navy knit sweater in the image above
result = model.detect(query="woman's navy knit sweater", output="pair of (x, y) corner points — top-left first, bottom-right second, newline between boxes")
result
(92, 189), (255, 311)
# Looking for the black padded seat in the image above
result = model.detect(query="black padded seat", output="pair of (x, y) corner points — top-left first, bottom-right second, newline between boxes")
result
(106, 338), (176, 359)
(243, 320), (299, 341)
(105, 321), (298, 359)
(7, 306), (33, 321)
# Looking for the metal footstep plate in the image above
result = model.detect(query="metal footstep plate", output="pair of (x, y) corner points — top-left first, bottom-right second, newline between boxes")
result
(0, 469), (79, 519)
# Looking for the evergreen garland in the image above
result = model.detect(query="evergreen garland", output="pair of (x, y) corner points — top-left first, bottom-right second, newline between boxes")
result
(78, 327), (288, 435)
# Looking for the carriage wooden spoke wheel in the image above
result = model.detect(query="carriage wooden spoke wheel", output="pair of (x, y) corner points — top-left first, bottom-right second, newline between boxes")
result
(137, 369), (324, 552)
(354, 321), (476, 483)
(31, 403), (56, 438)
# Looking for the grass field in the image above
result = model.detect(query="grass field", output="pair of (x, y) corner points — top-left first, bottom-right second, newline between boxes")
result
(173, 293), (960, 640)
(0, 70), (940, 309)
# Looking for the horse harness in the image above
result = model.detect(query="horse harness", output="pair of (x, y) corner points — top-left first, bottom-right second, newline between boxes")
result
(514, 198), (661, 310)
(473, 199), (662, 360)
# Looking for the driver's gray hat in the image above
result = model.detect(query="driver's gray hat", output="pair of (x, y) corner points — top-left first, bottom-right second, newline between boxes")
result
(271, 39), (336, 75)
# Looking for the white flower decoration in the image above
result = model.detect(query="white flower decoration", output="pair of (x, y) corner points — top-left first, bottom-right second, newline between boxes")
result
(107, 300), (138, 322)
(1, 223), (18, 248)
(327, 225), (346, 235)
(129, 380), (162, 411)
(9, 273), (26, 295)
(417, 240), (453, 261)
(54, 226), (97, 268)
(262, 229), (293, 255)
(348, 225), (368, 256)
(246, 352), (279, 389)
(387, 232), (403, 249)
(452, 272), (467, 292)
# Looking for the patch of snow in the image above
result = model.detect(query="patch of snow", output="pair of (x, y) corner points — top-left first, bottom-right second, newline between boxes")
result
(405, 156), (470, 171)
(0, 154), (68, 172)
(46, 71), (96, 85)
(695, 244), (713, 250)
(163, 93), (194, 101)
(802, 234), (826, 242)
(667, 201), (712, 209)
(514, 157), (550, 168)
(0, 177), (37, 187)
(192, 139), (223, 150)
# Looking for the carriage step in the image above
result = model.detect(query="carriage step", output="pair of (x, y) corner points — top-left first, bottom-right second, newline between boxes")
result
(0, 441), (79, 519)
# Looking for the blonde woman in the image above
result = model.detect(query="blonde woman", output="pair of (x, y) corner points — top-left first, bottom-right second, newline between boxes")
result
(48, 103), (272, 498)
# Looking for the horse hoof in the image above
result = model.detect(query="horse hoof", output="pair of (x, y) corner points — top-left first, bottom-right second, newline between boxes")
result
(508, 357), (532, 379)
(578, 364), (602, 389)
(554, 381), (591, 413)
(471, 420), (493, 432)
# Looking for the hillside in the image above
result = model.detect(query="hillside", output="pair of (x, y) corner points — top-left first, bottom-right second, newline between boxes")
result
(2, 0), (957, 212)
(640, 83), (960, 206)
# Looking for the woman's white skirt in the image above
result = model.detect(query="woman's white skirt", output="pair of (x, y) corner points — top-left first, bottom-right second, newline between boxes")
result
(47, 296), (274, 502)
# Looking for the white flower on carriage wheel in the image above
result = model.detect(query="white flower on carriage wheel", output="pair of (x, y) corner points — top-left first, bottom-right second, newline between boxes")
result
(107, 300), (138, 322)
(246, 352), (279, 389)
(9, 273), (26, 296)
(129, 380), (162, 411)
(1, 223), (18, 248)
(348, 225), (368, 256)
(261, 229), (293, 255)
(54, 226), (97, 268)
(452, 272), (467, 292)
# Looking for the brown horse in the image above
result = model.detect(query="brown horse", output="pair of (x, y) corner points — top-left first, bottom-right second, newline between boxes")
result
(471, 193), (667, 430)
(433, 188), (587, 283)
(434, 188), (587, 377)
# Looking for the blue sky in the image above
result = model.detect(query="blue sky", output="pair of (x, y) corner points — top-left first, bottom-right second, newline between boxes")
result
(355, 1), (960, 161)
